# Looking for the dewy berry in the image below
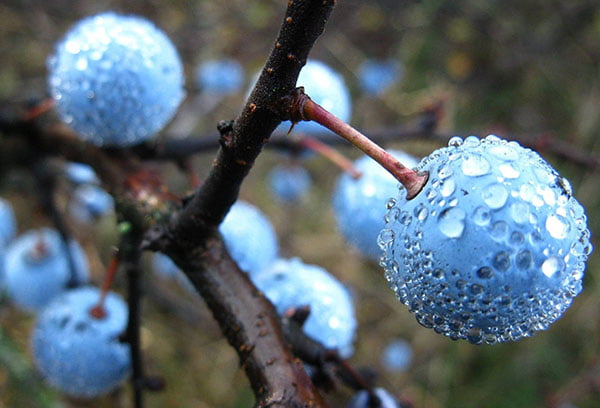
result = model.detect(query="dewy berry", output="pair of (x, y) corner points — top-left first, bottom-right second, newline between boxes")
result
(379, 135), (592, 344)
(254, 257), (357, 358)
(333, 150), (419, 261)
(357, 58), (403, 95)
(219, 200), (279, 278)
(31, 286), (131, 398)
(0, 198), (17, 247)
(268, 163), (311, 203)
(347, 387), (400, 408)
(4, 228), (89, 312)
(68, 184), (114, 223)
(47, 12), (185, 147)
(196, 58), (244, 95)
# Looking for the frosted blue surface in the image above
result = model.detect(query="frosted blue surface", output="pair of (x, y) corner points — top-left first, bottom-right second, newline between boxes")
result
(196, 58), (244, 94)
(219, 201), (279, 278)
(357, 59), (403, 95)
(347, 387), (400, 408)
(48, 12), (185, 147)
(333, 150), (419, 261)
(254, 257), (357, 358)
(32, 286), (130, 398)
(268, 164), (311, 203)
(380, 135), (592, 344)
(0, 198), (17, 247)
(4, 228), (89, 312)
(69, 184), (114, 223)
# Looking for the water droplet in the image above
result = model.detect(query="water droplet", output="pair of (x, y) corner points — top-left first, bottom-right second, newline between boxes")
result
(490, 221), (508, 240)
(378, 229), (395, 249)
(470, 284), (484, 295)
(461, 154), (491, 176)
(399, 211), (412, 226)
(492, 252), (511, 272)
(448, 136), (463, 147)
(473, 206), (491, 226)
(414, 204), (429, 222)
(489, 145), (519, 161)
(558, 177), (573, 196)
(76, 57), (88, 71)
(512, 251), (531, 270)
(545, 214), (570, 239)
(541, 256), (564, 278)
(438, 207), (466, 238)
(541, 187), (556, 206)
(509, 202), (530, 224)
(477, 266), (494, 279)
(482, 183), (508, 209)
(440, 178), (456, 197)
(510, 231), (524, 245)
(438, 165), (453, 179)
(386, 198), (396, 209)
(464, 135), (480, 146)
(499, 164), (520, 179)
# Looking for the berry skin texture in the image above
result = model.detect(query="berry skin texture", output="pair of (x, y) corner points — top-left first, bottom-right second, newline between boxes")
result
(379, 135), (592, 344)
(196, 58), (244, 95)
(254, 257), (357, 358)
(357, 59), (403, 95)
(31, 286), (130, 398)
(48, 12), (185, 147)
(347, 387), (400, 408)
(219, 201), (279, 278)
(268, 164), (311, 203)
(333, 150), (419, 261)
(4, 228), (89, 312)
(0, 198), (17, 247)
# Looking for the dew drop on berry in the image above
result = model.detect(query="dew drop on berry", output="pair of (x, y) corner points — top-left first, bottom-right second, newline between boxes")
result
(448, 136), (463, 147)
(499, 163), (520, 179)
(386, 198), (396, 210)
(509, 202), (530, 224)
(545, 214), (570, 239)
(477, 266), (494, 279)
(438, 207), (466, 238)
(558, 177), (573, 196)
(541, 256), (564, 278)
(414, 204), (428, 222)
(492, 252), (511, 272)
(490, 221), (508, 240)
(440, 178), (456, 197)
(489, 144), (519, 161)
(510, 231), (524, 245)
(482, 183), (508, 209)
(438, 165), (453, 179)
(461, 153), (491, 177)
(473, 206), (491, 226)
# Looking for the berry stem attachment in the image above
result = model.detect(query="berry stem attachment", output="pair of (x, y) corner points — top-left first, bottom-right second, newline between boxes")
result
(90, 252), (120, 319)
(293, 90), (428, 199)
(300, 136), (361, 179)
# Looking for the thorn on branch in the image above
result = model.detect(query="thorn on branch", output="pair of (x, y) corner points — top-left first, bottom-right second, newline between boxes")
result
(217, 119), (235, 149)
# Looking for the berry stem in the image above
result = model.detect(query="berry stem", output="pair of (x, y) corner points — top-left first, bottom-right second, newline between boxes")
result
(299, 136), (361, 179)
(301, 96), (429, 199)
(90, 252), (120, 319)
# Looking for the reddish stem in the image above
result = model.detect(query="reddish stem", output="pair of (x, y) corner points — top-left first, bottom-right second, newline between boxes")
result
(90, 252), (120, 319)
(302, 98), (428, 199)
(22, 98), (55, 121)
(300, 136), (361, 179)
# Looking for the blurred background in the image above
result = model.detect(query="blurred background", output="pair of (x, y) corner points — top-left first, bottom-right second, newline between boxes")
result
(0, 0), (599, 407)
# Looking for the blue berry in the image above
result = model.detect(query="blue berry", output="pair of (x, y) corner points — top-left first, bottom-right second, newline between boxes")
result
(196, 58), (244, 95)
(381, 338), (412, 373)
(254, 257), (357, 357)
(219, 200), (279, 278)
(333, 150), (419, 261)
(0, 198), (17, 247)
(357, 59), (403, 95)
(48, 12), (185, 147)
(4, 228), (89, 312)
(347, 387), (400, 408)
(69, 184), (114, 223)
(31, 286), (130, 398)
(277, 60), (351, 136)
(268, 164), (311, 203)
(64, 162), (99, 185)
(379, 135), (592, 344)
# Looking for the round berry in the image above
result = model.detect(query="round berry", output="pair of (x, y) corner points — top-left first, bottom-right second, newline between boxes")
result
(381, 338), (412, 373)
(357, 58), (403, 95)
(0, 198), (17, 247)
(31, 286), (130, 398)
(47, 12), (185, 147)
(4, 228), (89, 312)
(254, 257), (357, 357)
(268, 164), (311, 203)
(333, 150), (419, 261)
(380, 135), (592, 344)
(196, 58), (244, 95)
(347, 387), (400, 408)
(68, 184), (114, 223)
(277, 60), (351, 136)
(219, 200), (279, 278)
(64, 162), (99, 185)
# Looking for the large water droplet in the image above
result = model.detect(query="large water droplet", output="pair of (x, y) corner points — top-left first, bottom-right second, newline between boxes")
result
(438, 207), (466, 238)
(545, 214), (570, 239)
(438, 165), (453, 179)
(482, 183), (508, 209)
(440, 178), (456, 197)
(414, 204), (429, 222)
(489, 145), (519, 161)
(509, 202), (530, 224)
(490, 221), (508, 240)
(462, 154), (491, 177)
(477, 266), (494, 279)
(473, 206), (491, 226)
(492, 252), (511, 272)
(541, 256), (564, 278)
(499, 163), (520, 179)
(448, 136), (463, 147)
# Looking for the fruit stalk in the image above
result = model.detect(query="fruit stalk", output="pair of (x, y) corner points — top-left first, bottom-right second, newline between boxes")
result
(300, 95), (429, 199)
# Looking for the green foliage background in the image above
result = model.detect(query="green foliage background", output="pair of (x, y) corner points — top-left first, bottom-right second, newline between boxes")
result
(0, 0), (598, 407)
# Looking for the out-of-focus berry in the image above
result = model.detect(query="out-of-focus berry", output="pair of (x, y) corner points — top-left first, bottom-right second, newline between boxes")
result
(196, 58), (244, 95)
(357, 59), (403, 95)
(268, 164), (311, 203)
(347, 387), (400, 408)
